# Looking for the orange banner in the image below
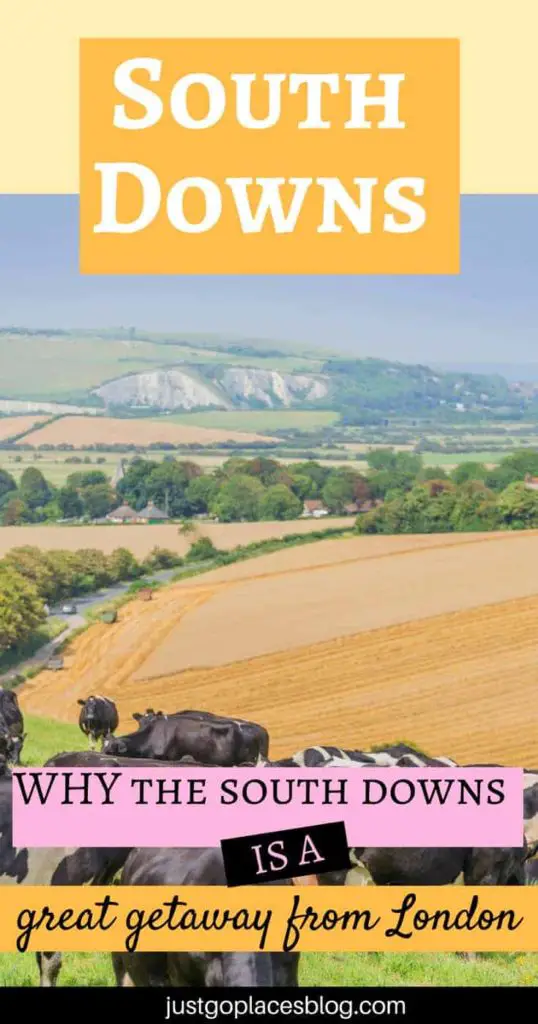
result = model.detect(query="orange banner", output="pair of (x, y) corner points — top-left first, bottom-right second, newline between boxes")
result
(2, 885), (537, 953)
(79, 38), (459, 275)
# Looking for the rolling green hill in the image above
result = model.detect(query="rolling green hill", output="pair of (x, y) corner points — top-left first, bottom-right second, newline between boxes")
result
(0, 328), (536, 426)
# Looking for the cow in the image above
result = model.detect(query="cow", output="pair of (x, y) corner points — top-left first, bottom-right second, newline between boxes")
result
(77, 695), (119, 750)
(104, 715), (259, 766)
(111, 846), (300, 988)
(132, 708), (270, 759)
(316, 843), (535, 888)
(45, 751), (212, 769)
(266, 744), (457, 769)
(0, 688), (26, 765)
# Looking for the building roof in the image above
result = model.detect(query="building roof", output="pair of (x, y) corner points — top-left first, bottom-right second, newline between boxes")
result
(138, 502), (169, 519)
(344, 502), (359, 513)
(303, 499), (327, 511)
(107, 504), (139, 520)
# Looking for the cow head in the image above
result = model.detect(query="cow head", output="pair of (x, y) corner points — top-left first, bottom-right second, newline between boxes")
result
(133, 708), (163, 729)
(8, 732), (26, 766)
(102, 735), (128, 756)
(77, 696), (101, 724)
(0, 689), (20, 709)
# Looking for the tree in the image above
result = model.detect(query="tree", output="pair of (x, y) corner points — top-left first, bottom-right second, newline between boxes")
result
(2, 497), (31, 525)
(18, 466), (51, 510)
(322, 469), (358, 512)
(66, 470), (109, 489)
(1, 546), (56, 602)
(0, 468), (16, 501)
(185, 537), (219, 562)
(496, 482), (538, 529)
(186, 475), (220, 514)
(244, 457), (283, 486)
(57, 486), (84, 518)
(259, 484), (302, 521)
(0, 566), (45, 654)
(450, 462), (488, 485)
(367, 449), (423, 476)
(107, 547), (141, 582)
(289, 461), (330, 496)
(288, 473), (315, 501)
(80, 483), (116, 518)
(212, 474), (264, 522)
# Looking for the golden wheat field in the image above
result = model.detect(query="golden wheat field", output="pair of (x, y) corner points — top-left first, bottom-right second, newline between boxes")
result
(0, 518), (351, 558)
(0, 415), (48, 442)
(17, 415), (280, 447)
(17, 529), (538, 767)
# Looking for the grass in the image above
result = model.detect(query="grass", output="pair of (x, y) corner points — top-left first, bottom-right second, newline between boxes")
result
(0, 334), (319, 401)
(1, 946), (537, 988)
(2, 715), (537, 988)
(160, 410), (339, 432)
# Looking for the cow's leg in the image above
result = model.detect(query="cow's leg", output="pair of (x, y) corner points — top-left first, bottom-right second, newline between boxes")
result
(37, 951), (63, 987)
(112, 952), (135, 987)
(89, 732), (97, 751)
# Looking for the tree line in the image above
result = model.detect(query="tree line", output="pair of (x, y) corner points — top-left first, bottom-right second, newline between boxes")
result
(355, 448), (538, 534)
(0, 544), (181, 656)
(2, 447), (538, 528)
(0, 455), (373, 525)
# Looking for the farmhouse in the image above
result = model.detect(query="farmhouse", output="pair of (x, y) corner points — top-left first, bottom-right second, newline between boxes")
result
(106, 503), (141, 524)
(302, 499), (329, 518)
(138, 502), (169, 524)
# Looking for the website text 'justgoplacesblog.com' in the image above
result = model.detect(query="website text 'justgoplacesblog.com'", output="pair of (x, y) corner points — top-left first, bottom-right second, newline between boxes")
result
(164, 994), (406, 1021)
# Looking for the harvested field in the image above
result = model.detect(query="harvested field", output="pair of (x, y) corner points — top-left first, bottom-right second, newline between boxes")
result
(134, 530), (538, 675)
(0, 415), (48, 441)
(17, 415), (280, 447)
(17, 529), (538, 766)
(0, 517), (350, 558)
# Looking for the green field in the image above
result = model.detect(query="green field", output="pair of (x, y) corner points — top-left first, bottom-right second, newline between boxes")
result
(0, 334), (321, 401)
(421, 451), (507, 467)
(0, 715), (535, 988)
(156, 410), (339, 432)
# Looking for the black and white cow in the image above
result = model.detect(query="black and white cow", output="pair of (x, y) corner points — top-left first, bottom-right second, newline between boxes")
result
(104, 714), (260, 766)
(267, 744), (457, 769)
(132, 708), (270, 760)
(77, 695), (119, 750)
(0, 688), (26, 765)
(111, 846), (299, 988)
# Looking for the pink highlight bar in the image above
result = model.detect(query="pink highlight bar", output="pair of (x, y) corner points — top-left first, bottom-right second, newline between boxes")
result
(11, 766), (524, 849)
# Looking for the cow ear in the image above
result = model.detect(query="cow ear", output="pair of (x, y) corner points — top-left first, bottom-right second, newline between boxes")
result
(133, 713), (141, 721)
(77, 699), (86, 706)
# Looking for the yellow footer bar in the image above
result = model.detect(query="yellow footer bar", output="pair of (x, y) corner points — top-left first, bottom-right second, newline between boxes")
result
(1, 886), (538, 954)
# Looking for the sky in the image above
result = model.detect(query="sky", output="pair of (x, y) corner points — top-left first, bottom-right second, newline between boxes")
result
(0, 195), (537, 368)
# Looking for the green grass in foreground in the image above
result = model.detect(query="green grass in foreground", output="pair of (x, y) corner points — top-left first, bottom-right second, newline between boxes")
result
(1, 949), (537, 988)
(3, 715), (537, 988)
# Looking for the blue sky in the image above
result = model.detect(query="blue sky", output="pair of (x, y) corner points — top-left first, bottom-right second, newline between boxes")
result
(0, 195), (537, 368)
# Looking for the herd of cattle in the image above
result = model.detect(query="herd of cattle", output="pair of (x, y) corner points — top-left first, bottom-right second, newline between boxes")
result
(1, 688), (538, 988)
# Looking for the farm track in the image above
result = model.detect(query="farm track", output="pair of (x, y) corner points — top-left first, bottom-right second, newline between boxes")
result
(17, 530), (538, 767)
